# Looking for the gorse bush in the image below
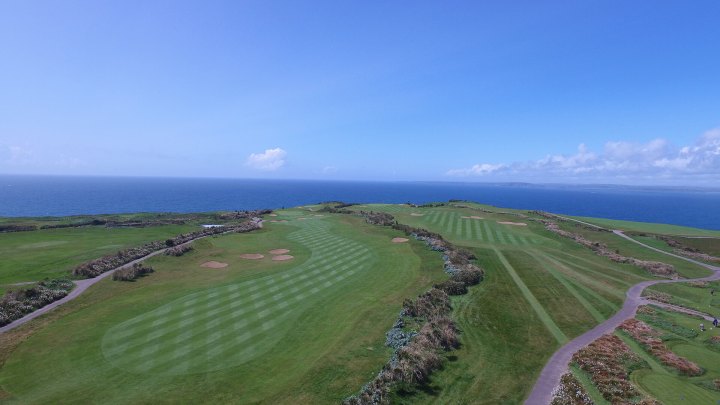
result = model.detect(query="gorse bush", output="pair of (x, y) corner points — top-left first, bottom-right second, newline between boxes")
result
(346, 207), (486, 404)
(165, 244), (194, 257)
(113, 263), (154, 282)
(433, 280), (467, 296)
(0, 279), (74, 326)
(73, 220), (260, 278)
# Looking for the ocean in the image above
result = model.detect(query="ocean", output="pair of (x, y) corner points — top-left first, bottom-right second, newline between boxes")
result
(1, 175), (719, 230)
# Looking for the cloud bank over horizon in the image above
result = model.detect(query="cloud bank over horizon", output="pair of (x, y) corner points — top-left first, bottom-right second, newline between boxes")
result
(246, 148), (287, 171)
(447, 128), (720, 184)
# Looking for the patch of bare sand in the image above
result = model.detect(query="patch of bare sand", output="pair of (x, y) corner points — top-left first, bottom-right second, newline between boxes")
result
(269, 220), (288, 223)
(239, 254), (264, 260)
(269, 249), (290, 255)
(461, 216), (483, 219)
(410, 213), (424, 217)
(392, 237), (409, 243)
(201, 261), (228, 268)
(497, 221), (527, 226)
(272, 255), (294, 261)
(268, 213), (278, 217)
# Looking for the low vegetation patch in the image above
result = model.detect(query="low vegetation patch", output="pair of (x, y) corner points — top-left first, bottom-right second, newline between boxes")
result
(571, 334), (650, 403)
(73, 220), (259, 278)
(164, 244), (193, 257)
(0, 279), (74, 326)
(550, 373), (593, 405)
(658, 236), (720, 263)
(344, 212), (485, 404)
(112, 263), (154, 282)
(636, 306), (699, 339)
(543, 221), (677, 278)
(618, 319), (703, 376)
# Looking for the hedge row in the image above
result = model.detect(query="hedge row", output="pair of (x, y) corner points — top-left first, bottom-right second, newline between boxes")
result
(345, 212), (485, 404)
(165, 244), (194, 257)
(113, 263), (154, 281)
(0, 279), (74, 326)
(73, 220), (260, 278)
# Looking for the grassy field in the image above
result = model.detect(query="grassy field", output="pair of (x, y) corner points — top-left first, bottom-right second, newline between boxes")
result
(0, 224), (198, 286)
(0, 201), (715, 403)
(347, 202), (686, 403)
(0, 210), (446, 403)
(622, 308), (720, 404)
(568, 215), (720, 237)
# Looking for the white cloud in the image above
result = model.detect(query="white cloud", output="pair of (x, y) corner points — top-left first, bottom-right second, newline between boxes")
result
(446, 127), (720, 183)
(0, 145), (35, 165)
(446, 163), (505, 176)
(246, 147), (287, 171)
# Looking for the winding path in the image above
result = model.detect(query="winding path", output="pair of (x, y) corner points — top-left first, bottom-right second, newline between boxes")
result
(0, 220), (263, 335)
(525, 230), (720, 404)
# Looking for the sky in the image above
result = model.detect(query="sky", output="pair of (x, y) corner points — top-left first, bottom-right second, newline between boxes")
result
(1, 1), (719, 185)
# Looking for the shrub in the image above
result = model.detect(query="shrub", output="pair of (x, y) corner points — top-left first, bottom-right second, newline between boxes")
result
(451, 266), (484, 286)
(73, 220), (260, 278)
(113, 263), (154, 282)
(572, 334), (647, 403)
(550, 373), (593, 405)
(165, 244), (193, 257)
(0, 279), (74, 326)
(402, 288), (452, 319)
(619, 319), (703, 376)
(433, 280), (467, 296)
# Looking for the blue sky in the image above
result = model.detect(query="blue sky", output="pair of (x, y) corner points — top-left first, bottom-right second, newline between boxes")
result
(1, 1), (719, 185)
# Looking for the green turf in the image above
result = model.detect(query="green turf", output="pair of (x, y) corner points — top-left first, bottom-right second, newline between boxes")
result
(1, 202), (717, 403)
(568, 215), (720, 237)
(0, 212), (446, 403)
(0, 224), (198, 285)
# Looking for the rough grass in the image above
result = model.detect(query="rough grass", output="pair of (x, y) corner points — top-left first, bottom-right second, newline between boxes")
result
(568, 216), (720, 237)
(0, 224), (197, 285)
(0, 212), (446, 403)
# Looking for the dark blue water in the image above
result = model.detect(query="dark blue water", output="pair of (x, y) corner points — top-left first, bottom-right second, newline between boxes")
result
(1, 175), (719, 230)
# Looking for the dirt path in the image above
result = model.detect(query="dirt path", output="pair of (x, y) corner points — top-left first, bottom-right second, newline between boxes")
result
(0, 219), (263, 335)
(525, 230), (720, 404)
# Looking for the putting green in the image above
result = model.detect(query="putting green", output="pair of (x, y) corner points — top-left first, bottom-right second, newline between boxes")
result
(101, 218), (374, 375)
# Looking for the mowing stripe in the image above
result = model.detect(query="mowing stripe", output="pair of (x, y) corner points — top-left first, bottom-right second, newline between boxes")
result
(544, 255), (626, 300)
(505, 233), (518, 246)
(550, 254), (634, 287)
(553, 250), (647, 282)
(102, 219), (378, 374)
(493, 248), (568, 344)
(495, 229), (506, 244)
(464, 218), (473, 239)
(484, 222), (495, 243)
(439, 211), (449, 230)
(529, 252), (605, 323)
(473, 219), (483, 241)
(454, 214), (462, 236)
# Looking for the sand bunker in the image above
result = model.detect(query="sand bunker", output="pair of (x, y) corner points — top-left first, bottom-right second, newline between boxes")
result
(313, 214), (324, 217)
(269, 220), (288, 223)
(201, 261), (228, 268)
(272, 255), (294, 261)
(497, 221), (527, 226)
(239, 254), (264, 260)
(269, 249), (290, 255)
(461, 216), (484, 220)
(410, 213), (424, 217)
(268, 213), (278, 217)
(392, 237), (410, 243)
